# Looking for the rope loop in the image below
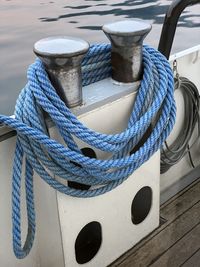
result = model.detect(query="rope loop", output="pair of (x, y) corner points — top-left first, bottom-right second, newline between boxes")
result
(0, 44), (176, 258)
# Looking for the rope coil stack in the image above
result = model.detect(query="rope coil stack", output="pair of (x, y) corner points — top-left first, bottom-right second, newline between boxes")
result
(0, 44), (176, 258)
(161, 75), (200, 173)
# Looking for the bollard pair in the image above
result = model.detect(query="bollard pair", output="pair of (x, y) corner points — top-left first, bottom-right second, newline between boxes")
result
(34, 20), (151, 108)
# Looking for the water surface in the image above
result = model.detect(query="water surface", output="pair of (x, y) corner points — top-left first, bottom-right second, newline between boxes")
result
(1, 0), (200, 114)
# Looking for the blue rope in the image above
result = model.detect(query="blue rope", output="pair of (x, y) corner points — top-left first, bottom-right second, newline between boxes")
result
(0, 44), (176, 259)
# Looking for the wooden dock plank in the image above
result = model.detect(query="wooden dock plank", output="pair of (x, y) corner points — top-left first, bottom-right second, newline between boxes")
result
(161, 179), (200, 220)
(110, 179), (200, 267)
(150, 223), (200, 267)
(182, 248), (200, 267)
(116, 201), (200, 267)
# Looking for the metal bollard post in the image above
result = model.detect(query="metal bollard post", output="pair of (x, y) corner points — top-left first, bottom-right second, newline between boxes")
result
(102, 20), (151, 83)
(34, 36), (89, 108)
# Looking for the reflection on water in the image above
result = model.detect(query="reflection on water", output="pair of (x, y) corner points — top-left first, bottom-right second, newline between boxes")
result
(40, 0), (200, 29)
(0, 0), (200, 115)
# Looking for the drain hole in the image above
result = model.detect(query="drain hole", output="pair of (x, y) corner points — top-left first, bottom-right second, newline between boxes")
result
(68, 181), (91, 190)
(131, 186), (152, 225)
(81, 147), (96, 158)
(68, 148), (96, 190)
(75, 221), (102, 264)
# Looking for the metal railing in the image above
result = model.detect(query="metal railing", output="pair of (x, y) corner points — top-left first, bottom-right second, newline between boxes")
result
(158, 0), (200, 59)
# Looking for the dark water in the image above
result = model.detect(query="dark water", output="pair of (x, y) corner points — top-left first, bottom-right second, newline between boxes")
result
(1, 0), (200, 115)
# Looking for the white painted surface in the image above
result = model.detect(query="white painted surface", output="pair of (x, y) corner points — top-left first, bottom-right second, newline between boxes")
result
(35, 174), (65, 267)
(54, 91), (160, 266)
(57, 152), (160, 267)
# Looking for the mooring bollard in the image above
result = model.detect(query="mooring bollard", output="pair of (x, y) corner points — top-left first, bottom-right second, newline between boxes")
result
(34, 36), (89, 107)
(103, 20), (152, 154)
(102, 20), (151, 83)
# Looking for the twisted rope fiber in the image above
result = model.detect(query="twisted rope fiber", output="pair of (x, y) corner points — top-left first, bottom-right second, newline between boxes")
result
(0, 44), (176, 259)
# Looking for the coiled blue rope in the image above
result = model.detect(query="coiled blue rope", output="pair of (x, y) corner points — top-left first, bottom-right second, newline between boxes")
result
(0, 44), (176, 259)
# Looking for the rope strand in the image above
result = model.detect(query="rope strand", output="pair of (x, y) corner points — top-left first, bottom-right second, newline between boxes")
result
(0, 44), (176, 258)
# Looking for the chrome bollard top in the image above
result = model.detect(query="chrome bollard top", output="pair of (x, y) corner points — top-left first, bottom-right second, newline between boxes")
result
(34, 36), (89, 58)
(34, 36), (89, 108)
(102, 20), (151, 83)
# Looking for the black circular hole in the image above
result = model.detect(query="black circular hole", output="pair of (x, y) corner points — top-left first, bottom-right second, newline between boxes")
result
(131, 186), (152, 225)
(68, 148), (96, 190)
(68, 181), (91, 191)
(75, 221), (102, 264)
(81, 147), (96, 158)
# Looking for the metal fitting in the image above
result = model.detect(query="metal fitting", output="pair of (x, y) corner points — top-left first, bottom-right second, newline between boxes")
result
(102, 20), (152, 83)
(34, 36), (89, 108)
